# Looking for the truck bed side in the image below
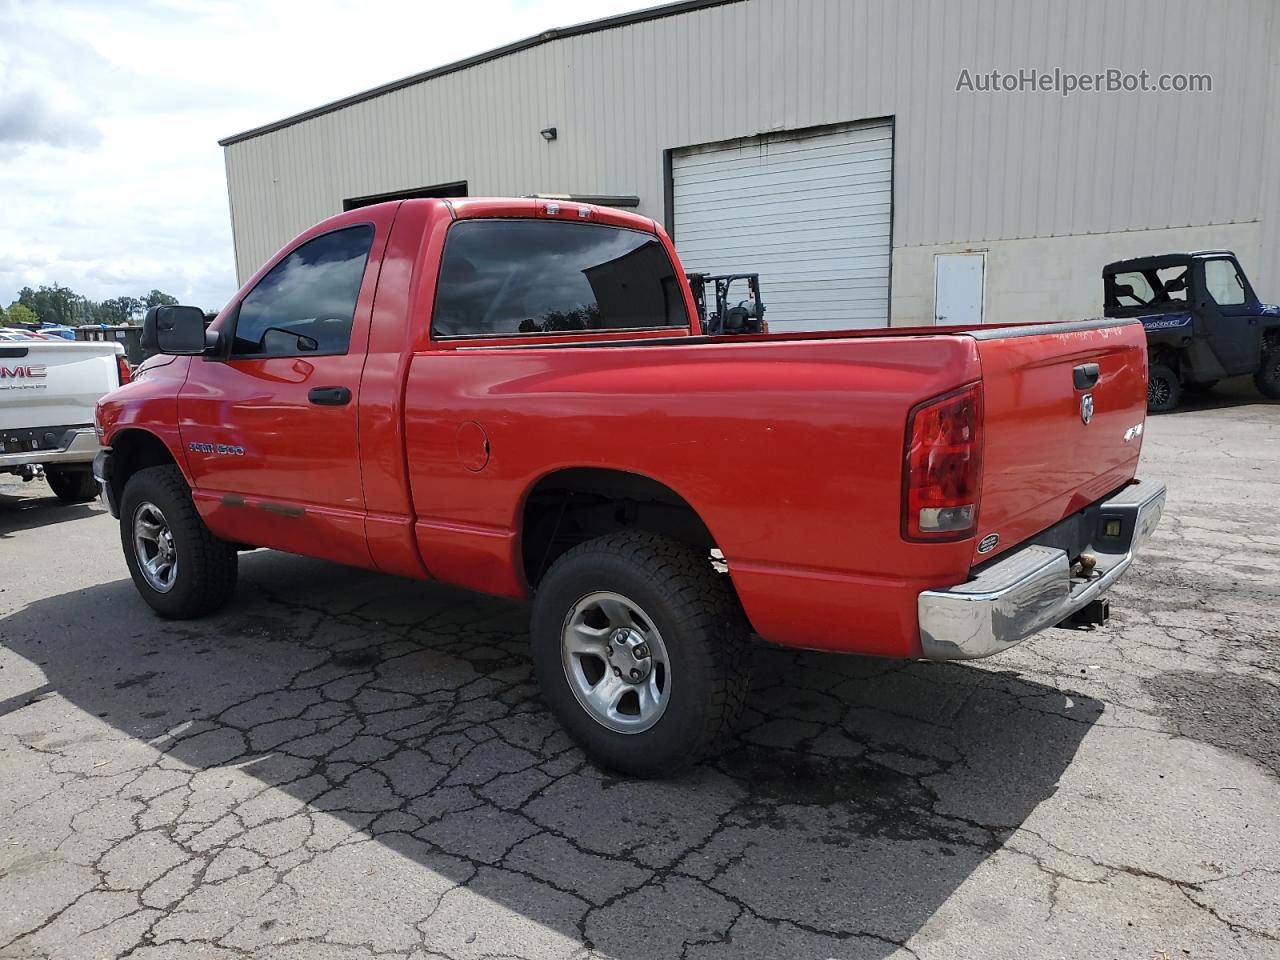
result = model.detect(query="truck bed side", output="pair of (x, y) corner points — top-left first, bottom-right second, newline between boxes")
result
(402, 334), (983, 657)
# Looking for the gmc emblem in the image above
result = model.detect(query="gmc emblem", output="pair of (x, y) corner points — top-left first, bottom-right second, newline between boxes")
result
(0, 364), (47, 378)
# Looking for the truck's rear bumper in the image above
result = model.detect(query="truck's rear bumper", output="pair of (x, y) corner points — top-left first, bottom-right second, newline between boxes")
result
(917, 479), (1166, 660)
(0, 425), (100, 470)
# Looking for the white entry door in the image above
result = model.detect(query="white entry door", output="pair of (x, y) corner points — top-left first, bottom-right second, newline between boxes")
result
(934, 253), (985, 325)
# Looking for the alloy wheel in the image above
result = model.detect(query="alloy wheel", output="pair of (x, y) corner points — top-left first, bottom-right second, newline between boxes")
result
(133, 501), (178, 593)
(560, 590), (671, 734)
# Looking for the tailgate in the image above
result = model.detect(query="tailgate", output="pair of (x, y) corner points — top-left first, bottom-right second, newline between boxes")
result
(971, 319), (1147, 564)
(0, 342), (121, 432)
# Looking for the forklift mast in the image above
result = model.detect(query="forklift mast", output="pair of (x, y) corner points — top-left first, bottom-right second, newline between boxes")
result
(686, 273), (767, 336)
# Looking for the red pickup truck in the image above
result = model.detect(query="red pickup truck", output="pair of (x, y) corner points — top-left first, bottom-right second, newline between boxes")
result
(95, 198), (1164, 777)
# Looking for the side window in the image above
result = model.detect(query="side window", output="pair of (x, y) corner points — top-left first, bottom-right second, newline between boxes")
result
(1204, 259), (1246, 306)
(1110, 271), (1154, 307)
(231, 225), (374, 357)
(431, 219), (689, 338)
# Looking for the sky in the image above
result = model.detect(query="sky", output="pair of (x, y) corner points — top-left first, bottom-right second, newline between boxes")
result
(0, 0), (648, 311)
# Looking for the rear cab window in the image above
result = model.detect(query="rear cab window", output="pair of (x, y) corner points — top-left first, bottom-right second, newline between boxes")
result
(431, 219), (689, 339)
(1108, 267), (1188, 311)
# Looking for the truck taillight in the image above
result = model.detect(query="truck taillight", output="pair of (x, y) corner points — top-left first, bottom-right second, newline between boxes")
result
(903, 383), (983, 541)
(116, 354), (131, 385)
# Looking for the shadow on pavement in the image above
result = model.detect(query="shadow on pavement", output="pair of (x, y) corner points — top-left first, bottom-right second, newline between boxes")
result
(1155, 375), (1277, 416)
(0, 484), (103, 537)
(0, 550), (1102, 957)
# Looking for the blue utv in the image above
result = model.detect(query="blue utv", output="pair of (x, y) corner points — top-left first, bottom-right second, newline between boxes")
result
(1103, 251), (1280, 412)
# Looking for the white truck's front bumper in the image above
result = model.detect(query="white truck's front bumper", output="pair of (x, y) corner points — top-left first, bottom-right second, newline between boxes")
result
(0, 426), (101, 470)
(918, 480), (1166, 660)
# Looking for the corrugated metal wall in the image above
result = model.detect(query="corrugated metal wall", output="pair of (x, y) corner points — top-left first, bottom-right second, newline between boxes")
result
(224, 0), (1277, 300)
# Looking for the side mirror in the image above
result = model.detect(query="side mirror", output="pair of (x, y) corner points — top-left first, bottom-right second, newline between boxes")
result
(142, 305), (211, 356)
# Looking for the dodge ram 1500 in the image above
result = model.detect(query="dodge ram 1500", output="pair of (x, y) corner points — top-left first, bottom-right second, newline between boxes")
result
(95, 198), (1164, 776)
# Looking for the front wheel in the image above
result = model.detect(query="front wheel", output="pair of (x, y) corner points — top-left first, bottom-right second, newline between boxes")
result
(1147, 363), (1181, 413)
(1255, 347), (1280, 400)
(530, 532), (752, 778)
(45, 466), (98, 503)
(119, 464), (238, 619)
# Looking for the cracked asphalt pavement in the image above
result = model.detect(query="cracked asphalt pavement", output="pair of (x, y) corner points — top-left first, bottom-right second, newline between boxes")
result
(1, 383), (1277, 959)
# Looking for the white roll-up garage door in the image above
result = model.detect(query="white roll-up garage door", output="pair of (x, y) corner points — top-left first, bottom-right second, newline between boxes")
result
(671, 121), (893, 330)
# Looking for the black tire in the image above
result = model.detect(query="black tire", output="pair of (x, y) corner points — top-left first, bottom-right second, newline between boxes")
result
(45, 466), (98, 503)
(1147, 363), (1181, 413)
(119, 464), (237, 619)
(530, 531), (751, 778)
(1255, 348), (1280, 400)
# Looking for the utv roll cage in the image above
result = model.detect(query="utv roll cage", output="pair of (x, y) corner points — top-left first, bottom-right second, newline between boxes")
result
(1102, 250), (1255, 316)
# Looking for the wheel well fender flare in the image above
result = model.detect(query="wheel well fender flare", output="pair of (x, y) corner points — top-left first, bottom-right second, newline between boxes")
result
(105, 429), (183, 503)
(517, 466), (719, 588)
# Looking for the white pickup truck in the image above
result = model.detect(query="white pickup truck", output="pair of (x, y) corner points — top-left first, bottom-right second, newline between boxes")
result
(0, 338), (129, 502)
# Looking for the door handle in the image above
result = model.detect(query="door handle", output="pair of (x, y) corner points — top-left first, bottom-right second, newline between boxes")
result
(1073, 363), (1100, 390)
(308, 386), (351, 406)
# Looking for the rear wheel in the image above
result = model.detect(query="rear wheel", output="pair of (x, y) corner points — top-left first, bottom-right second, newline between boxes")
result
(1147, 364), (1181, 413)
(530, 532), (751, 778)
(120, 465), (237, 618)
(1255, 347), (1280, 399)
(45, 466), (98, 503)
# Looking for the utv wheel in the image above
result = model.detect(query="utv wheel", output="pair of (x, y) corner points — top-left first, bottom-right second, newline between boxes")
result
(1147, 364), (1181, 413)
(45, 466), (99, 504)
(530, 532), (751, 778)
(1255, 348), (1280, 400)
(119, 464), (237, 619)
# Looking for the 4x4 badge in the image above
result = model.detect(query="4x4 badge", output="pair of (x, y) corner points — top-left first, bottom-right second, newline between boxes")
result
(1080, 394), (1094, 424)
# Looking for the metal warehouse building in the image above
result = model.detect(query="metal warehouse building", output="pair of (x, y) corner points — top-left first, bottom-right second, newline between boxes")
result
(220, 0), (1280, 329)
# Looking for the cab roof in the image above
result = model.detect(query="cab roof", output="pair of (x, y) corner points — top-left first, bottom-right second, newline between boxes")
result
(1103, 250), (1237, 275)
(442, 197), (659, 233)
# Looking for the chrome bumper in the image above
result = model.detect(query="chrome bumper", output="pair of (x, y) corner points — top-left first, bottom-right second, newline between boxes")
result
(0, 426), (101, 469)
(918, 480), (1166, 660)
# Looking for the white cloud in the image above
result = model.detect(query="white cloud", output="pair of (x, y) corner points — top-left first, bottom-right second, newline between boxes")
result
(0, 88), (103, 149)
(0, 0), (650, 311)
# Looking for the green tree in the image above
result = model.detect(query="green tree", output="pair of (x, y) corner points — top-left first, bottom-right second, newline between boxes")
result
(144, 289), (178, 310)
(3, 303), (40, 327)
(16, 287), (38, 318)
(19, 283), (85, 325)
(95, 296), (143, 324)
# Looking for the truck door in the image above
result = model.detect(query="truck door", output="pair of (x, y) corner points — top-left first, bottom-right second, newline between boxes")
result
(180, 208), (393, 566)
(1199, 257), (1261, 376)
